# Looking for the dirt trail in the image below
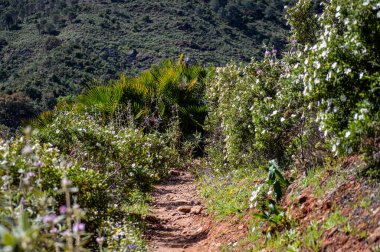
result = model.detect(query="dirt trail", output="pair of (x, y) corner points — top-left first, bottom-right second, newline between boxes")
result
(145, 168), (218, 251)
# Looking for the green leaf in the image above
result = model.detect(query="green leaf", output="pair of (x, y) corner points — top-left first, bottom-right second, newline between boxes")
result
(2, 232), (16, 246)
(253, 213), (269, 220)
(21, 212), (30, 230)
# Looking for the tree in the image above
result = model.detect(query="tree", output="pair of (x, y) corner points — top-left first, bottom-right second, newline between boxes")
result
(286, 0), (320, 45)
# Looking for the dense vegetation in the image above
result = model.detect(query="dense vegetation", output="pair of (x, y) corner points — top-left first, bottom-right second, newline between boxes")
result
(200, 0), (380, 250)
(0, 57), (207, 251)
(0, 0), (379, 251)
(0, 0), (292, 128)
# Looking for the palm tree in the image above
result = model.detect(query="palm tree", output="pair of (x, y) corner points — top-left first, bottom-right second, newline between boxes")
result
(33, 55), (208, 135)
(120, 55), (208, 134)
(74, 81), (125, 122)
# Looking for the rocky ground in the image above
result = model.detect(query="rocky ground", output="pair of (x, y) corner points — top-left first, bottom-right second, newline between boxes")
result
(144, 168), (246, 252)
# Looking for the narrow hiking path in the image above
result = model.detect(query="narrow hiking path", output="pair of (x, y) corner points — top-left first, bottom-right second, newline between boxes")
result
(144, 167), (247, 252)
(144, 168), (213, 251)
(144, 167), (248, 251)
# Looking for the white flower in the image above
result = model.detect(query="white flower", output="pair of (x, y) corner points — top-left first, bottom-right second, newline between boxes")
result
(250, 185), (262, 202)
(348, 147), (353, 154)
(271, 110), (278, 116)
(332, 144), (337, 152)
(336, 5), (341, 11)
(344, 68), (352, 75)
(332, 62), (337, 69)
(340, 94), (347, 102)
(345, 131), (351, 138)
(280, 117), (285, 122)
(21, 145), (33, 155)
(363, 0), (370, 6)
(326, 71), (332, 81)
(359, 72), (364, 79)
(313, 61), (321, 69)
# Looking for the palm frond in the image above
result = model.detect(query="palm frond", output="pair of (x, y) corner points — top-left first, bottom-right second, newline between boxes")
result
(76, 82), (123, 119)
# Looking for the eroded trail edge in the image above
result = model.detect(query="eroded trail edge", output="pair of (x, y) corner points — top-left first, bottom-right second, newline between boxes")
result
(144, 169), (212, 252)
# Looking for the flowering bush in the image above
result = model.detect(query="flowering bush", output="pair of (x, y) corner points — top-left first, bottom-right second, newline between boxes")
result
(0, 135), (89, 251)
(207, 0), (380, 172)
(206, 48), (310, 169)
(292, 0), (380, 163)
(36, 110), (180, 193)
(0, 107), (180, 250)
(200, 0), (380, 249)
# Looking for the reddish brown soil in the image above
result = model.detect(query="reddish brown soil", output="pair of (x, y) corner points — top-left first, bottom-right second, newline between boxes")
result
(145, 156), (380, 251)
(284, 156), (380, 252)
(144, 168), (246, 252)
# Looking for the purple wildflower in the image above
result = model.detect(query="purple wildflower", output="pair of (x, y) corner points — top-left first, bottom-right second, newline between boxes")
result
(272, 49), (277, 55)
(61, 177), (70, 187)
(96, 236), (105, 244)
(256, 69), (264, 75)
(73, 223), (85, 233)
(62, 230), (71, 236)
(50, 227), (58, 234)
(26, 172), (36, 177)
(43, 214), (57, 224)
(59, 205), (67, 215)
(125, 244), (138, 252)
(265, 50), (271, 57)
(34, 161), (43, 167)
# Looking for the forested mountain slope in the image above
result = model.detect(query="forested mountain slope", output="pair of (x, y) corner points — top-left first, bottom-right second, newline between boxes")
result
(0, 0), (292, 127)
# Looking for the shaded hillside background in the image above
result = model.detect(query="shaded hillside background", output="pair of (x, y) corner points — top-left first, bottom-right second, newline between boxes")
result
(0, 0), (293, 127)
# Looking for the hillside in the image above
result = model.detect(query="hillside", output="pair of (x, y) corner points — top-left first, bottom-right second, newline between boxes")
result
(0, 0), (292, 127)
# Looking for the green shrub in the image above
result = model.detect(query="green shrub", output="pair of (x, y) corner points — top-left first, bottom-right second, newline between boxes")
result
(251, 161), (290, 232)
(285, 0), (320, 45)
(288, 0), (380, 165)
(0, 136), (89, 251)
(205, 49), (310, 169)
(35, 110), (180, 192)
